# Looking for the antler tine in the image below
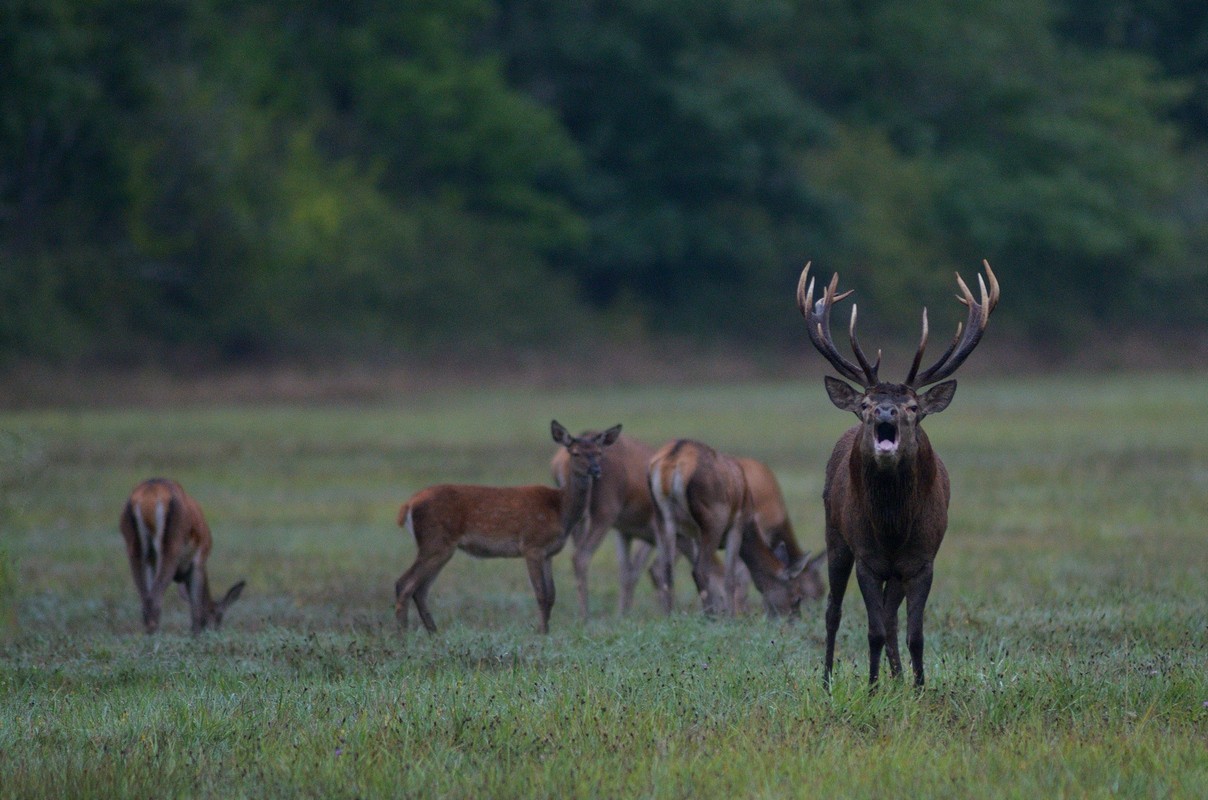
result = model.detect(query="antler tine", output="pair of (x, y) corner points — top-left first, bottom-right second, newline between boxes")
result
(908, 261), (1000, 387)
(796, 263), (871, 386)
(847, 305), (879, 385)
(904, 307), (929, 386)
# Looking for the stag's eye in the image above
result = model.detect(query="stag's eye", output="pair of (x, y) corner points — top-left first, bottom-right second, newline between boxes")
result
(906, 403), (919, 414)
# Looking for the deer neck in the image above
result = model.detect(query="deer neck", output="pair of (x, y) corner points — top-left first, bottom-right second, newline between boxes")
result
(558, 470), (596, 538)
(738, 519), (789, 592)
(851, 436), (938, 540)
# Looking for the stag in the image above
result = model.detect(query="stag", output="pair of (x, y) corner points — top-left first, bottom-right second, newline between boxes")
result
(119, 478), (246, 634)
(394, 421), (619, 634)
(648, 439), (822, 617)
(797, 260), (999, 687)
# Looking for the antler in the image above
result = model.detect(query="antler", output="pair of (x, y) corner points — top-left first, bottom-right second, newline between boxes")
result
(796, 262), (880, 386)
(905, 260), (1000, 387)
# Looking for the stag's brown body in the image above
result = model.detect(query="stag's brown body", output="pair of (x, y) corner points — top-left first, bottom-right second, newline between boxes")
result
(395, 421), (619, 634)
(119, 478), (245, 634)
(797, 260), (998, 688)
(822, 418), (950, 684)
(648, 439), (820, 617)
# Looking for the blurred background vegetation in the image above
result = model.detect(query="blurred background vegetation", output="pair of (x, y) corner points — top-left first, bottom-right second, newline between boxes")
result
(2, 0), (1206, 369)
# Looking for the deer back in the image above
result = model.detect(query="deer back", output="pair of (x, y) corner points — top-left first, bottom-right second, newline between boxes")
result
(402, 484), (567, 557)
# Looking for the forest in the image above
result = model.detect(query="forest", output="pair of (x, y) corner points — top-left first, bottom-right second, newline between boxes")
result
(2, 0), (1206, 366)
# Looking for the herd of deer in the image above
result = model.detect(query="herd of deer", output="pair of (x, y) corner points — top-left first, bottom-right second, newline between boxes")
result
(120, 262), (999, 688)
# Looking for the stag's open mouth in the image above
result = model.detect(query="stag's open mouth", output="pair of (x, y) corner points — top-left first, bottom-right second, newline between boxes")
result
(874, 421), (899, 455)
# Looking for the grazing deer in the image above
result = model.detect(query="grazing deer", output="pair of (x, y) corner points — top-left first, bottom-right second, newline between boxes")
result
(737, 457), (827, 611)
(119, 478), (246, 634)
(553, 432), (778, 617)
(647, 439), (820, 617)
(395, 420), (620, 634)
(797, 260), (999, 688)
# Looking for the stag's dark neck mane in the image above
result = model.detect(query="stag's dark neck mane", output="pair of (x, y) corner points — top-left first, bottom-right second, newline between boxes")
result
(850, 429), (939, 545)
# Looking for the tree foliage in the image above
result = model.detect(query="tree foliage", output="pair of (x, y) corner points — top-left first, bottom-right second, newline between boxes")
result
(1, 0), (1204, 364)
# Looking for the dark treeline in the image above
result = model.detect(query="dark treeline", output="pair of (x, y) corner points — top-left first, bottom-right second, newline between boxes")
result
(2, 0), (1206, 366)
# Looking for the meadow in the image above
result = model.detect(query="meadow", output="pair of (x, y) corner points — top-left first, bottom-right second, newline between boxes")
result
(0, 373), (1205, 798)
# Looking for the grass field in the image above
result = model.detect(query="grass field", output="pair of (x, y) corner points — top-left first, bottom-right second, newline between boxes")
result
(1, 373), (1205, 798)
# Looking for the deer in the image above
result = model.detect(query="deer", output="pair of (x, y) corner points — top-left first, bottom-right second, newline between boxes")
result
(797, 259), (999, 688)
(647, 439), (822, 618)
(119, 478), (246, 635)
(394, 420), (620, 634)
(549, 430), (740, 617)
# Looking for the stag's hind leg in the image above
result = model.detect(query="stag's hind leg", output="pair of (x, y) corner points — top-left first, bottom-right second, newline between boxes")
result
(823, 540), (854, 689)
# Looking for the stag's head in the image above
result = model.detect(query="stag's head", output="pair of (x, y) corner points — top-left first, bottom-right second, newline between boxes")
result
(797, 261), (999, 469)
(551, 421), (622, 480)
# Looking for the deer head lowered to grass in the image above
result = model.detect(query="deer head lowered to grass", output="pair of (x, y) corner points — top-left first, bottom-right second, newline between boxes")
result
(119, 478), (246, 635)
(647, 439), (825, 618)
(797, 260), (999, 688)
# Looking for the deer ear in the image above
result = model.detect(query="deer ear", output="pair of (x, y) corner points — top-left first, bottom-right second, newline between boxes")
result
(919, 380), (957, 417)
(599, 424), (622, 446)
(550, 420), (573, 446)
(824, 376), (863, 414)
(219, 580), (246, 610)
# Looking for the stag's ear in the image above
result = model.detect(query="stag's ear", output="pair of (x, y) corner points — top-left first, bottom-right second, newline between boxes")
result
(919, 380), (957, 417)
(551, 420), (573, 446)
(599, 424), (622, 446)
(825, 376), (863, 415)
(804, 550), (827, 572)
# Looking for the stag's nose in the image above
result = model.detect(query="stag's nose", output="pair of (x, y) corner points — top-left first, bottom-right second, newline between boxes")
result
(875, 404), (898, 423)
(588, 460), (602, 479)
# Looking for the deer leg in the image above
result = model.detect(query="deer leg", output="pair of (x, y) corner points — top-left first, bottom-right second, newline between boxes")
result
(905, 563), (935, 688)
(620, 536), (654, 615)
(722, 522), (743, 617)
(185, 562), (210, 635)
(525, 556), (556, 634)
(650, 507), (678, 614)
(395, 545), (454, 634)
(883, 577), (906, 678)
(823, 542), (854, 690)
(120, 509), (156, 632)
(572, 516), (610, 621)
(854, 562), (888, 688)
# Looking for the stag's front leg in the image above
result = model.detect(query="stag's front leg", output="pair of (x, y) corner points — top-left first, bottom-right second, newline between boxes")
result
(823, 541), (854, 690)
(882, 577), (906, 679)
(854, 562), (889, 687)
(905, 563), (935, 688)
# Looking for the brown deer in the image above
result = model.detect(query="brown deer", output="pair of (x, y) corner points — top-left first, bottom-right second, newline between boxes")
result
(394, 420), (620, 634)
(550, 431), (738, 617)
(119, 478), (245, 634)
(737, 457), (827, 611)
(797, 260), (999, 688)
(648, 439), (820, 618)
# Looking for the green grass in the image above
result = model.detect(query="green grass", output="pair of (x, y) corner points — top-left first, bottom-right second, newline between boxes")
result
(1, 373), (1205, 798)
